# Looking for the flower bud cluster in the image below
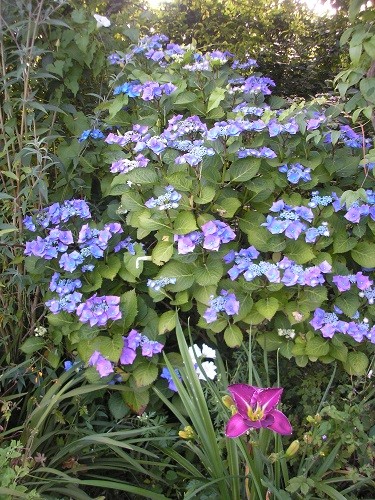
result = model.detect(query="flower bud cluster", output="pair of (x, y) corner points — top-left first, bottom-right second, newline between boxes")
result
(145, 186), (182, 210)
(110, 154), (149, 173)
(325, 125), (372, 149)
(238, 147), (277, 159)
(232, 102), (269, 116)
(203, 290), (240, 323)
(147, 277), (177, 291)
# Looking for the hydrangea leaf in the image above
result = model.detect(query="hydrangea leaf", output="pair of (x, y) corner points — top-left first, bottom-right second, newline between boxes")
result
(173, 211), (198, 235)
(152, 241), (174, 266)
(224, 324), (243, 348)
(285, 240), (315, 264)
(207, 87), (226, 113)
(193, 260), (224, 286)
(351, 242), (375, 268)
(158, 310), (176, 335)
(132, 362), (159, 388)
(255, 297), (279, 320)
(121, 290), (138, 330)
(97, 254), (121, 280)
(122, 388), (150, 415)
(158, 261), (195, 292)
(305, 336), (330, 358)
(343, 351), (369, 376)
(256, 331), (284, 351)
(335, 293), (360, 318)
(109, 392), (129, 420)
(229, 158), (261, 182)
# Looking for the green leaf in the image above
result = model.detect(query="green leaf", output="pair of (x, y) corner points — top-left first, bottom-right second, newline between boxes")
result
(158, 261), (195, 292)
(108, 392), (129, 420)
(78, 335), (123, 363)
(173, 211), (198, 235)
(118, 190), (144, 210)
(255, 297), (279, 320)
(206, 87), (226, 113)
(126, 167), (159, 185)
(108, 95), (129, 120)
(20, 337), (45, 354)
(213, 197), (241, 218)
(121, 290), (138, 330)
(194, 259), (224, 286)
(152, 241), (174, 266)
(122, 388), (149, 414)
(97, 255), (121, 280)
(194, 185), (216, 204)
(335, 293), (360, 318)
(343, 351), (369, 376)
(229, 158), (260, 182)
(158, 310), (176, 334)
(352, 242), (375, 267)
(257, 331), (284, 352)
(133, 362), (159, 387)
(174, 91), (198, 105)
(298, 287), (327, 311)
(285, 240), (315, 264)
(329, 339), (348, 363)
(305, 336), (330, 358)
(333, 232), (358, 254)
(224, 324), (243, 348)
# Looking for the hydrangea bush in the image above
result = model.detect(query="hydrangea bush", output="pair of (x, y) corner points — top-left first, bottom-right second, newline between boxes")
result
(23, 30), (375, 412)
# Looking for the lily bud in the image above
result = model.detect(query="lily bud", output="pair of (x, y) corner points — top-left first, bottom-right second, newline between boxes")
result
(178, 425), (195, 440)
(285, 440), (300, 458)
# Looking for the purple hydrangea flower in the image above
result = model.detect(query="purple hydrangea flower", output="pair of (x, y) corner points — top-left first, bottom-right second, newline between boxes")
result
(76, 295), (121, 326)
(88, 351), (114, 377)
(203, 290), (239, 323)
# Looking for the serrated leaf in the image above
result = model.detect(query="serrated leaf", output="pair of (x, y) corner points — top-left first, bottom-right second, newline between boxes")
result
(77, 335), (123, 363)
(121, 290), (138, 330)
(207, 87), (226, 113)
(158, 310), (176, 334)
(194, 185), (216, 204)
(224, 324), (243, 348)
(97, 255), (121, 280)
(256, 331), (284, 351)
(333, 232), (358, 254)
(20, 337), (45, 354)
(122, 388), (149, 414)
(335, 293), (360, 317)
(213, 197), (241, 218)
(117, 190), (144, 210)
(343, 351), (369, 376)
(133, 362), (159, 387)
(351, 242), (375, 267)
(152, 241), (174, 265)
(298, 287), (327, 311)
(329, 341), (348, 363)
(109, 392), (129, 420)
(229, 158), (260, 182)
(305, 336), (330, 358)
(285, 240), (315, 264)
(158, 261), (195, 292)
(194, 260), (224, 286)
(126, 167), (159, 184)
(173, 211), (198, 235)
(255, 297), (279, 320)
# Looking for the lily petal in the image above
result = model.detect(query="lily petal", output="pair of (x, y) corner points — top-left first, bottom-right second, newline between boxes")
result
(228, 384), (258, 416)
(257, 387), (283, 412)
(225, 413), (250, 438)
(267, 409), (293, 435)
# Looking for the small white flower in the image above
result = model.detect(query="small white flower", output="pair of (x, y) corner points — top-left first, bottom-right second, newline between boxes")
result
(201, 344), (216, 359)
(195, 361), (217, 381)
(93, 14), (111, 28)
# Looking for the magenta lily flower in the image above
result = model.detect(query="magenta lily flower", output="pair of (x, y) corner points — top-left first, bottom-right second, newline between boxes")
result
(225, 384), (292, 438)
